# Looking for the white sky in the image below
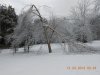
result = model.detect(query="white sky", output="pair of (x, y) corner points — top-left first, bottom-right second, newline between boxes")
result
(0, 0), (78, 17)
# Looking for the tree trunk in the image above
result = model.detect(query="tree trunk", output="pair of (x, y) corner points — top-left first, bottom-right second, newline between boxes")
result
(24, 46), (26, 53)
(48, 40), (52, 53)
(14, 46), (17, 53)
(27, 45), (30, 53)
(44, 27), (52, 53)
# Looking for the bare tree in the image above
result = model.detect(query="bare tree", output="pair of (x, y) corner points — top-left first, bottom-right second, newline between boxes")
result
(30, 5), (52, 53)
(47, 15), (61, 43)
(94, 0), (100, 15)
(70, 0), (93, 42)
(89, 0), (100, 40)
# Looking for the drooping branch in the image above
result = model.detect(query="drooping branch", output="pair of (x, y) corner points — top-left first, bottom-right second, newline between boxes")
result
(43, 24), (96, 53)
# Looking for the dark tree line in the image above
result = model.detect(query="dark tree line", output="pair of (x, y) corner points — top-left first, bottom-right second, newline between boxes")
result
(0, 5), (18, 48)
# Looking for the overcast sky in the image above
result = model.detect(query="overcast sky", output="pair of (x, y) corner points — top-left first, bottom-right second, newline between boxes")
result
(0, 0), (78, 17)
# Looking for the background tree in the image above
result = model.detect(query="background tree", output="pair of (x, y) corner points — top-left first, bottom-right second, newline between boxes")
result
(94, 0), (100, 15)
(89, 0), (100, 40)
(0, 5), (17, 48)
(70, 0), (93, 43)
(47, 15), (61, 43)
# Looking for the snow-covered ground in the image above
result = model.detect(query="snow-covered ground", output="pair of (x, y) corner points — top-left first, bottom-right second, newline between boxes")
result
(0, 54), (100, 75)
(86, 41), (100, 50)
(0, 41), (100, 75)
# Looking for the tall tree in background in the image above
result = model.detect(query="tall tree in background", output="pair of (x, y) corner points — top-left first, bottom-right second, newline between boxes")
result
(89, 0), (100, 40)
(47, 15), (60, 43)
(94, 0), (100, 15)
(70, 0), (93, 43)
(0, 5), (17, 48)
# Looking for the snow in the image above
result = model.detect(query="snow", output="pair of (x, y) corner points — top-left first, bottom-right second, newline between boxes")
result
(0, 42), (100, 75)
(86, 40), (100, 50)
(0, 53), (100, 75)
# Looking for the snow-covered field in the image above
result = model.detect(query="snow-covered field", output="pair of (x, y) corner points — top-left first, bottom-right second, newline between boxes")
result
(0, 41), (100, 75)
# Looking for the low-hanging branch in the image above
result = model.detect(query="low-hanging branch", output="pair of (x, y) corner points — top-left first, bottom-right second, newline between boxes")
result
(43, 24), (96, 52)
